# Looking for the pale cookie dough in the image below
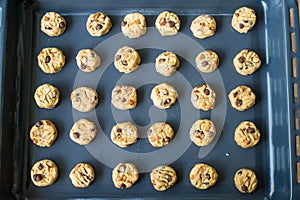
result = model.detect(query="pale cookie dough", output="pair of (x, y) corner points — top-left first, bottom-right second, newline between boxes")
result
(70, 87), (98, 112)
(234, 168), (258, 193)
(190, 163), (218, 190)
(231, 7), (256, 34)
(40, 12), (66, 36)
(111, 122), (138, 148)
(114, 46), (141, 73)
(150, 83), (178, 109)
(70, 119), (97, 145)
(155, 51), (180, 76)
(111, 85), (137, 110)
(228, 85), (256, 111)
(148, 122), (174, 147)
(76, 49), (101, 72)
(37, 47), (65, 74)
(234, 121), (260, 148)
(195, 50), (219, 73)
(150, 165), (177, 191)
(86, 12), (112, 36)
(155, 11), (181, 36)
(69, 163), (95, 188)
(30, 120), (57, 147)
(191, 84), (216, 111)
(34, 84), (60, 109)
(190, 15), (216, 39)
(189, 119), (216, 146)
(112, 162), (139, 189)
(233, 49), (261, 75)
(121, 13), (147, 38)
(31, 159), (58, 187)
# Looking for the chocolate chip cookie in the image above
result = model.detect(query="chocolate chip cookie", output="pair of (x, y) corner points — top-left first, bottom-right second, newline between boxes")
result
(147, 122), (174, 147)
(69, 163), (95, 188)
(40, 12), (66, 36)
(111, 122), (138, 148)
(189, 119), (216, 146)
(34, 83), (60, 109)
(231, 7), (256, 34)
(234, 168), (258, 193)
(37, 47), (65, 74)
(121, 12), (147, 38)
(155, 11), (181, 36)
(189, 163), (218, 190)
(233, 49), (261, 75)
(150, 83), (178, 109)
(114, 46), (141, 74)
(76, 49), (101, 72)
(70, 87), (98, 112)
(234, 121), (260, 148)
(112, 162), (139, 189)
(195, 50), (219, 73)
(191, 84), (216, 111)
(111, 85), (137, 110)
(155, 51), (180, 76)
(190, 15), (216, 39)
(31, 159), (58, 187)
(30, 120), (58, 147)
(150, 165), (177, 191)
(228, 85), (256, 111)
(86, 12), (112, 36)
(70, 119), (97, 145)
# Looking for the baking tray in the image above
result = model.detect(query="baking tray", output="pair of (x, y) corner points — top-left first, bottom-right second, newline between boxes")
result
(1, 0), (300, 199)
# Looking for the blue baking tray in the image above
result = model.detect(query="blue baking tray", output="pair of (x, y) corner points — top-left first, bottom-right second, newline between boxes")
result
(1, 0), (300, 199)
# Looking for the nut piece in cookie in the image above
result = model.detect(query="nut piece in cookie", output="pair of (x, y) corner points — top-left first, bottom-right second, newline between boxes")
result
(86, 12), (112, 36)
(234, 121), (260, 148)
(70, 87), (99, 112)
(150, 165), (177, 191)
(121, 12), (147, 38)
(40, 12), (66, 36)
(189, 119), (216, 146)
(76, 49), (101, 72)
(155, 11), (181, 36)
(148, 122), (174, 147)
(111, 122), (138, 148)
(112, 162), (139, 189)
(31, 159), (58, 187)
(234, 168), (258, 193)
(231, 7), (256, 34)
(191, 84), (216, 111)
(190, 15), (216, 39)
(195, 50), (219, 73)
(34, 83), (60, 109)
(190, 163), (218, 190)
(150, 83), (178, 109)
(30, 120), (58, 147)
(69, 163), (95, 188)
(114, 46), (141, 74)
(228, 85), (256, 111)
(37, 47), (65, 74)
(155, 51), (180, 76)
(111, 85), (137, 110)
(70, 119), (97, 145)
(233, 49), (261, 75)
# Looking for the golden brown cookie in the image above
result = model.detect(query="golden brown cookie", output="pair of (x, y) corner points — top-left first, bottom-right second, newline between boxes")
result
(40, 12), (66, 36)
(30, 120), (58, 147)
(234, 121), (260, 148)
(114, 46), (141, 74)
(155, 51), (180, 76)
(111, 122), (138, 148)
(37, 47), (65, 74)
(195, 50), (219, 73)
(86, 12), (112, 36)
(150, 83), (178, 109)
(70, 87), (99, 112)
(190, 15), (216, 39)
(31, 159), (58, 187)
(121, 13), (147, 38)
(233, 49), (261, 75)
(155, 11), (180, 36)
(111, 85), (137, 110)
(69, 163), (95, 188)
(69, 119), (97, 145)
(191, 84), (216, 111)
(231, 7), (256, 34)
(234, 168), (258, 193)
(150, 165), (177, 191)
(112, 162), (139, 189)
(147, 122), (174, 147)
(189, 119), (216, 146)
(34, 83), (60, 109)
(76, 49), (101, 72)
(228, 85), (256, 111)
(189, 163), (218, 190)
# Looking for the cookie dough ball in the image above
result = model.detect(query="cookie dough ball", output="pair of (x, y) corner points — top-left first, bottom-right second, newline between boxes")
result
(121, 12), (147, 38)
(31, 159), (58, 187)
(234, 168), (258, 193)
(150, 165), (177, 191)
(30, 120), (58, 147)
(190, 163), (218, 190)
(190, 15), (216, 39)
(70, 119), (97, 145)
(111, 85), (137, 110)
(191, 84), (216, 111)
(111, 122), (138, 148)
(40, 12), (66, 36)
(195, 50), (219, 73)
(70, 87), (98, 112)
(233, 49), (261, 75)
(155, 11), (180, 36)
(86, 12), (112, 36)
(34, 83), (60, 109)
(155, 51), (180, 76)
(190, 119), (216, 146)
(112, 162), (139, 189)
(228, 85), (256, 111)
(150, 83), (178, 109)
(69, 163), (95, 188)
(231, 7), (256, 34)
(37, 47), (65, 74)
(76, 49), (101, 72)
(148, 122), (174, 147)
(234, 121), (260, 148)
(114, 46), (141, 73)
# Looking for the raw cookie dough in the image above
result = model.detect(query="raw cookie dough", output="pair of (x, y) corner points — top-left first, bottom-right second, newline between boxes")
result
(34, 83), (60, 109)
(40, 12), (66, 36)
(233, 49), (261, 75)
(31, 159), (58, 187)
(121, 12), (147, 38)
(37, 47), (66, 74)
(112, 162), (139, 189)
(189, 119), (216, 146)
(69, 163), (95, 188)
(231, 7), (256, 34)
(150, 83), (178, 109)
(228, 85), (256, 111)
(111, 122), (138, 148)
(234, 121), (260, 148)
(189, 163), (218, 190)
(111, 85), (137, 110)
(234, 168), (258, 193)
(155, 11), (181, 36)
(147, 122), (174, 147)
(150, 165), (177, 191)
(114, 46), (141, 73)
(70, 87), (98, 112)
(76, 49), (101, 72)
(86, 12), (112, 36)
(70, 119), (97, 145)
(30, 120), (58, 147)
(190, 15), (216, 39)
(195, 50), (219, 73)
(191, 84), (216, 111)
(155, 51), (180, 76)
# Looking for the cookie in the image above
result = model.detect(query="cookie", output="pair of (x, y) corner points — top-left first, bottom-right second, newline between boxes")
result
(121, 13), (147, 38)
(234, 121), (260, 148)
(155, 51), (180, 76)
(147, 122), (174, 147)
(86, 12), (112, 36)
(234, 168), (258, 193)
(155, 11), (181, 36)
(190, 163), (218, 190)
(37, 47), (66, 74)
(195, 50), (219, 73)
(70, 87), (98, 112)
(191, 84), (216, 111)
(34, 83), (60, 109)
(150, 83), (178, 109)
(111, 122), (138, 148)
(189, 119), (216, 146)
(228, 85), (256, 111)
(233, 49), (261, 75)
(70, 119), (97, 145)
(190, 15), (216, 39)
(76, 49), (101, 72)
(40, 12), (66, 36)
(111, 85), (137, 110)
(31, 159), (58, 187)
(150, 165), (177, 191)
(114, 46), (141, 74)
(30, 120), (58, 147)
(69, 163), (95, 188)
(112, 162), (139, 189)
(231, 7), (256, 34)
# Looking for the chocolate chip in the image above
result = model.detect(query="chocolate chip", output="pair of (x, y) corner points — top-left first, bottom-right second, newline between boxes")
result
(238, 56), (246, 63)
(164, 137), (171, 143)
(45, 26), (52, 30)
(121, 60), (128, 66)
(238, 170), (243, 175)
(80, 63), (87, 70)
(118, 164), (126, 173)
(239, 23), (245, 29)
(203, 182), (209, 185)
(120, 183), (126, 189)
(38, 164), (44, 170)
(247, 127), (255, 133)
(73, 132), (80, 139)
(115, 55), (121, 61)
(201, 61), (208, 67)
(33, 174), (43, 182)
(35, 121), (43, 127)
(128, 49), (133, 53)
(168, 21), (175, 27)
(96, 24), (102, 30)
(235, 99), (243, 107)
(116, 128), (122, 132)
(159, 58), (166, 63)
(121, 20), (127, 26)
(241, 185), (248, 192)
(244, 20), (249, 23)
(205, 173), (211, 180)
(165, 174), (172, 182)
(204, 89), (210, 95)
(45, 56), (51, 63)
(51, 91), (56, 98)
(160, 18), (167, 26)
(163, 99), (171, 105)
(59, 22), (65, 29)
(233, 92), (238, 98)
